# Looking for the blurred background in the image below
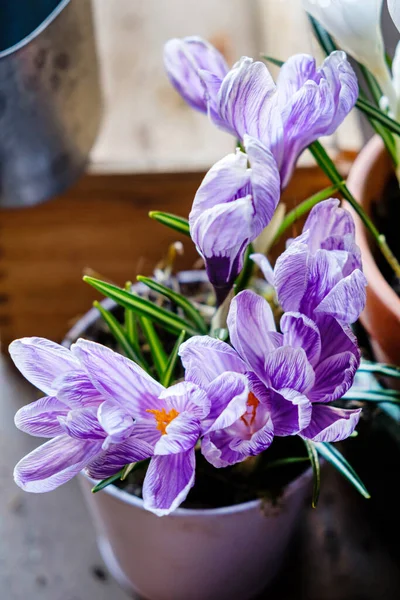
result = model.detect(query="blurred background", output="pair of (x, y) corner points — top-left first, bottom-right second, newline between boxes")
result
(1, 1), (400, 599)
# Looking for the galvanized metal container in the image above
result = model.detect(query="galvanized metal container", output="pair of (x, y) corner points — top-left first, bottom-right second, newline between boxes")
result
(0, 0), (102, 208)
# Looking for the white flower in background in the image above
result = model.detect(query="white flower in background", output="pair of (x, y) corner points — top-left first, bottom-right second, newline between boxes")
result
(302, 0), (397, 112)
(388, 0), (400, 34)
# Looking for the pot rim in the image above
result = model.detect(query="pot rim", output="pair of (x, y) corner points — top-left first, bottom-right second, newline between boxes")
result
(346, 135), (400, 321)
(64, 283), (312, 518)
(0, 0), (71, 59)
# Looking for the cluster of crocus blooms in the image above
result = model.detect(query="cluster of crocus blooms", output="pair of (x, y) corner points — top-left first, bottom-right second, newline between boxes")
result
(11, 38), (367, 516)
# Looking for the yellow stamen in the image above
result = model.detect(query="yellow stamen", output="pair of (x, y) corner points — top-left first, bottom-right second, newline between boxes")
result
(240, 392), (260, 428)
(146, 407), (179, 435)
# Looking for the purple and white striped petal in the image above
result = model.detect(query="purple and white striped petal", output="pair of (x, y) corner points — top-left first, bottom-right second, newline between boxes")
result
(9, 338), (79, 396)
(309, 351), (358, 404)
(14, 396), (67, 438)
(58, 407), (105, 441)
(280, 312), (321, 367)
(260, 347), (315, 394)
(228, 290), (282, 377)
(163, 36), (228, 113)
(154, 413), (201, 456)
(302, 198), (356, 253)
(55, 371), (104, 409)
(162, 381), (211, 420)
(98, 401), (135, 449)
(143, 450), (196, 516)
(274, 242), (309, 313)
(314, 269), (367, 323)
(72, 339), (164, 418)
(85, 436), (155, 479)
(205, 372), (249, 432)
(14, 436), (102, 493)
(250, 253), (275, 286)
(179, 335), (246, 387)
(300, 405), (361, 443)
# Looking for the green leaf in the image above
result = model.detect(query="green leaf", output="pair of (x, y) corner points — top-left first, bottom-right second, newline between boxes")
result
(356, 97), (400, 141)
(93, 301), (149, 371)
(124, 281), (139, 349)
(84, 276), (199, 336)
(303, 439), (321, 508)
(265, 457), (309, 470)
(161, 329), (186, 387)
(92, 469), (124, 493)
(272, 184), (341, 246)
(315, 442), (370, 499)
(149, 211), (190, 237)
(261, 55), (283, 68)
(139, 316), (168, 378)
(235, 243), (255, 294)
(358, 360), (400, 379)
(343, 388), (400, 404)
(308, 15), (337, 55)
(137, 276), (208, 334)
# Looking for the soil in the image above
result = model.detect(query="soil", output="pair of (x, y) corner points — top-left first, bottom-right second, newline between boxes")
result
(372, 174), (400, 296)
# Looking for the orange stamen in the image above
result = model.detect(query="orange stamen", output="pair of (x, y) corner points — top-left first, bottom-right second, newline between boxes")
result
(146, 407), (179, 435)
(240, 392), (260, 428)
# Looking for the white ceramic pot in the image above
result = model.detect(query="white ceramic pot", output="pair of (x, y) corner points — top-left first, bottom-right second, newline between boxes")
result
(80, 468), (312, 600)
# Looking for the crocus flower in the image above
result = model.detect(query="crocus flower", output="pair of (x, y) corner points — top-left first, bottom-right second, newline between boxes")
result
(72, 340), (248, 516)
(165, 36), (358, 187)
(163, 36), (228, 116)
(9, 338), (151, 493)
(302, 0), (397, 112)
(252, 199), (367, 325)
(180, 289), (361, 467)
(189, 134), (280, 304)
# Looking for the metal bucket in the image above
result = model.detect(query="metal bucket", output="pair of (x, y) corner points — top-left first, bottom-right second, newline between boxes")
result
(0, 0), (102, 208)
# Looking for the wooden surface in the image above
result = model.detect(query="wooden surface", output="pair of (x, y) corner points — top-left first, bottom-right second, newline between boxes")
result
(2, 354), (400, 600)
(0, 159), (354, 350)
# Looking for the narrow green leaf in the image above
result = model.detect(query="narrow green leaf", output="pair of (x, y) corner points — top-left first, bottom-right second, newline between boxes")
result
(124, 281), (139, 349)
(212, 328), (229, 342)
(356, 97), (400, 139)
(235, 243), (255, 294)
(92, 469), (124, 493)
(161, 329), (186, 387)
(308, 15), (337, 56)
(303, 439), (321, 508)
(93, 301), (149, 370)
(265, 457), (309, 470)
(272, 184), (340, 246)
(139, 316), (168, 378)
(358, 360), (400, 379)
(261, 55), (283, 68)
(137, 276), (208, 334)
(343, 388), (400, 404)
(149, 211), (190, 237)
(84, 276), (199, 336)
(315, 442), (370, 499)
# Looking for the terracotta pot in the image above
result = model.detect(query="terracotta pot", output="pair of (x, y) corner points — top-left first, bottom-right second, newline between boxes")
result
(63, 286), (312, 600)
(346, 136), (400, 366)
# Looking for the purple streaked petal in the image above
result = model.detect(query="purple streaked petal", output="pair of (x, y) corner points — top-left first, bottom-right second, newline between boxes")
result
(201, 430), (242, 468)
(301, 405), (361, 443)
(9, 337), (79, 396)
(14, 436), (102, 493)
(72, 339), (164, 417)
(179, 335), (246, 386)
(243, 135), (281, 235)
(249, 375), (312, 435)
(274, 242), (309, 313)
(58, 407), (105, 441)
(316, 315), (359, 364)
(205, 372), (249, 433)
(302, 198), (355, 253)
(261, 347), (315, 394)
(309, 351), (358, 404)
(98, 401), (135, 449)
(229, 418), (274, 457)
(280, 312), (321, 367)
(161, 381), (211, 420)
(250, 253), (275, 286)
(14, 396), (67, 438)
(55, 371), (104, 409)
(143, 450), (196, 516)
(191, 195), (254, 287)
(85, 436), (155, 479)
(277, 54), (319, 104)
(163, 37), (228, 113)
(227, 291), (280, 377)
(315, 269), (367, 324)
(153, 413), (200, 456)
(298, 249), (342, 317)
(189, 150), (249, 224)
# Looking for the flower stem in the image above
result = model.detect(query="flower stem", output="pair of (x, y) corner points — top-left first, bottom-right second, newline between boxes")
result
(272, 183), (341, 247)
(309, 141), (400, 278)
